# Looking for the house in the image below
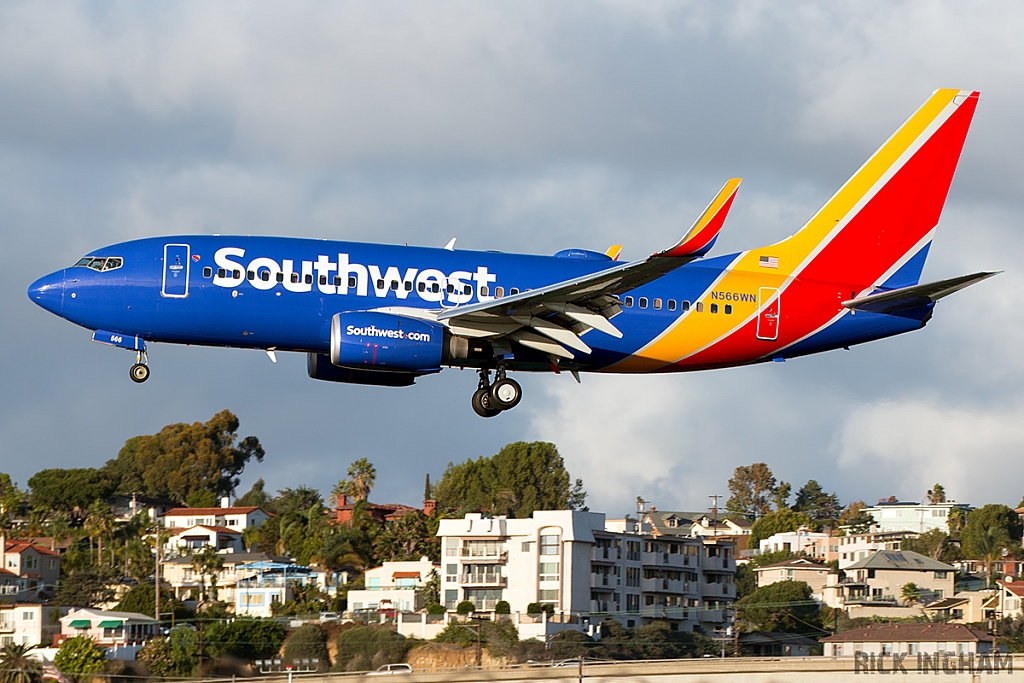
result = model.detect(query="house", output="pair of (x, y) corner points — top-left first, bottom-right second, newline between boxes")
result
(823, 550), (955, 608)
(993, 579), (1024, 619)
(57, 609), (158, 659)
(954, 559), (1023, 580)
(164, 525), (244, 557)
(754, 558), (835, 602)
(821, 623), (995, 657)
(738, 631), (818, 657)
(922, 590), (995, 624)
(0, 603), (60, 647)
(162, 500), (269, 531)
(862, 500), (971, 535)
(757, 529), (831, 557)
(234, 562), (324, 618)
(347, 558), (439, 614)
(644, 509), (751, 553)
(437, 510), (736, 635)
(829, 530), (908, 570)
(334, 500), (422, 526)
(161, 551), (290, 604)
(2, 537), (60, 590)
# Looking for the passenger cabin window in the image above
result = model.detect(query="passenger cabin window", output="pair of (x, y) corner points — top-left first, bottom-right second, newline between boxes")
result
(390, 280), (399, 290)
(203, 267), (213, 278)
(418, 282), (426, 292)
(653, 298), (662, 310)
(624, 296), (634, 308)
(217, 268), (226, 278)
(696, 302), (704, 312)
(479, 285), (489, 297)
(446, 284), (455, 294)
(292, 273), (300, 283)
(304, 274), (313, 284)
(321, 275), (328, 286)
(276, 272), (284, 282)
(724, 304), (733, 314)
(667, 300), (676, 311)
(710, 303), (718, 314)
(334, 276), (342, 286)
(495, 286), (504, 297)
(431, 283), (440, 293)
(404, 281), (413, 291)
(247, 271), (255, 280)
(377, 279), (385, 289)
(510, 288), (520, 295)
(682, 301), (690, 311)
(261, 271), (270, 281)
(233, 269), (240, 279)
(638, 297), (648, 309)
(348, 276), (357, 288)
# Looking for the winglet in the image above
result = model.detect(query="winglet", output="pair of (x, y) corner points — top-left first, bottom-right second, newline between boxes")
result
(605, 244), (623, 261)
(657, 178), (741, 258)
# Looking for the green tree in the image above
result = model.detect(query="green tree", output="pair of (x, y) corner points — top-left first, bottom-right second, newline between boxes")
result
(28, 469), (116, 524)
(168, 626), (200, 677)
(736, 580), (821, 633)
(749, 508), (813, 546)
(185, 490), (218, 508)
(334, 626), (410, 672)
(53, 636), (106, 681)
(838, 501), (874, 534)
(0, 643), (42, 683)
(283, 624), (330, 670)
(137, 638), (175, 677)
(205, 619), (287, 662)
(456, 600), (476, 615)
(373, 512), (430, 563)
(927, 484), (947, 504)
(55, 566), (118, 607)
(102, 410), (264, 502)
(115, 583), (190, 620)
(494, 600), (511, 615)
(435, 442), (586, 518)
(961, 504), (1024, 580)
(725, 463), (780, 521)
(236, 478), (270, 508)
(792, 480), (842, 530)
(901, 582), (920, 605)
(901, 529), (961, 563)
(420, 569), (440, 610)
(347, 459), (376, 502)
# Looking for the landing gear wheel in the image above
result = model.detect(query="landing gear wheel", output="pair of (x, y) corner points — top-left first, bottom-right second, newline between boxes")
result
(129, 363), (150, 383)
(472, 388), (502, 418)
(490, 378), (522, 410)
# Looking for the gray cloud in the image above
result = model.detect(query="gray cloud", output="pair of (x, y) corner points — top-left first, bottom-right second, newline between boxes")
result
(2, 1), (1022, 516)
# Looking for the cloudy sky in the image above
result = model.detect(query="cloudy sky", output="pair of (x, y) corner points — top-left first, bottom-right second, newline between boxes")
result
(2, 1), (1022, 518)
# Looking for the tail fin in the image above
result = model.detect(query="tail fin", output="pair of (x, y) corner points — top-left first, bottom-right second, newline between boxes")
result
(753, 89), (980, 290)
(659, 178), (741, 257)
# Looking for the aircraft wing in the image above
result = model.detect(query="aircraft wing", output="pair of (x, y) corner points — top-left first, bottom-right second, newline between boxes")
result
(435, 179), (741, 360)
(842, 271), (999, 314)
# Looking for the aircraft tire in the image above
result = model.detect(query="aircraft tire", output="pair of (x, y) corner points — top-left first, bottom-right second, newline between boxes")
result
(130, 363), (151, 384)
(490, 378), (522, 410)
(472, 388), (502, 418)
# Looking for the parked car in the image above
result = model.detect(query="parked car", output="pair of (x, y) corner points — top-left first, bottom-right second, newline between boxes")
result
(367, 663), (412, 675)
(318, 611), (340, 624)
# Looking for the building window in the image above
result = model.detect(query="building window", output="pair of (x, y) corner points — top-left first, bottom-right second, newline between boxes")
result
(908, 643), (919, 655)
(538, 589), (558, 604)
(522, 541), (533, 552)
(540, 535), (559, 556)
(539, 563), (559, 582)
(445, 590), (458, 608)
(446, 565), (457, 583)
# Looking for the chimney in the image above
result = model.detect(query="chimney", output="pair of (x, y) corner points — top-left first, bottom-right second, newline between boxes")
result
(220, 496), (230, 509)
(423, 499), (437, 516)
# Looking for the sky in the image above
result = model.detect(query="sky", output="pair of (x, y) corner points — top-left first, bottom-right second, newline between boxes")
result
(2, 1), (1023, 519)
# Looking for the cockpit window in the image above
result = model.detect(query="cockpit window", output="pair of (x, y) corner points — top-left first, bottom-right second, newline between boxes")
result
(73, 256), (123, 272)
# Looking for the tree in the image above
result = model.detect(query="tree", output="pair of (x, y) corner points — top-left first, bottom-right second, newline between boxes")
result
(27, 469), (116, 524)
(236, 478), (270, 507)
(434, 442), (586, 518)
(927, 484), (947, 504)
(736, 580), (821, 633)
(0, 643), (42, 683)
(283, 624), (330, 671)
(334, 626), (410, 672)
(961, 504), (1023, 580)
(101, 410), (264, 502)
(838, 501), (873, 534)
(347, 459), (376, 502)
(901, 582), (920, 605)
(53, 636), (106, 681)
(773, 482), (792, 511)
(792, 480), (842, 530)
(137, 638), (176, 678)
(749, 509), (813, 546)
(374, 512), (431, 563)
(84, 500), (114, 566)
(204, 619), (287, 662)
(901, 529), (961, 563)
(725, 463), (779, 521)
(191, 546), (225, 602)
(495, 600), (511, 615)
(55, 566), (118, 607)
(115, 582), (189, 620)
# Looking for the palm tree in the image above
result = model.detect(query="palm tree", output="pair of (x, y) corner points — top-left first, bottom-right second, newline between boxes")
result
(926, 484), (946, 504)
(0, 642), (43, 683)
(191, 546), (225, 603)
(347, 459), (376, 502)
(329, 480), (355, 509)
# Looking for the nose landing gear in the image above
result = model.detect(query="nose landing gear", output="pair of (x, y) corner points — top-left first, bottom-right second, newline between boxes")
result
(129, 350), (151, 384)
(471, 364), (522, 418)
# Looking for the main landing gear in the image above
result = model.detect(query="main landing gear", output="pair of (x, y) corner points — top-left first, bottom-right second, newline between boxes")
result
(472, 365), (522, 418)
(129, 349), (151, 384)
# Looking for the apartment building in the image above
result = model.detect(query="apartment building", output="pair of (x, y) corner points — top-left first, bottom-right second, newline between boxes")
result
(347, 559), (438, 614)
(754, 558), (835, 602)
(161, 551), (290, 604)
(436, 510), (735, 633)
(0, 604), (58, 647)
(863, 500), (970, 535)
(822, 550), (955, 607)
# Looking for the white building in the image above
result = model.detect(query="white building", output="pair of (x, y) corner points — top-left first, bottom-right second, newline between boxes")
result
(758, 529), (831, 556)
(437, 510), (735, 634)
(58, 609), (158, 660)
(234, 561), (326, 618)
(347, 559), (438, 614)
(863, 501), (970, 535)
(162, 500), (270, 531)
(164, 525), (244, 557)
(0, 604), (58, 647)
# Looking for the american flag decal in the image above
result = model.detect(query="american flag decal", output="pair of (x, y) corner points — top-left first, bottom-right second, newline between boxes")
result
(759, 255), (778, 268)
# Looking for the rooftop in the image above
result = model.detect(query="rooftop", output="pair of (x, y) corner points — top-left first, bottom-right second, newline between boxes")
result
(821, 623), (992, 643)
(754, 558), (832, 572)
(165, 506), (265, 516)
(846, 550), (955, 572)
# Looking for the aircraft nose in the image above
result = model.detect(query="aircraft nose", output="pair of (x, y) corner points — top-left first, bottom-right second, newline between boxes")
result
(27, 269), (65, 315)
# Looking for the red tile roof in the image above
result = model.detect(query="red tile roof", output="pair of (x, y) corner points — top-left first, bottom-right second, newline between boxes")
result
(5, 540), (59, 556)
(997, 580), (1024, 597)
(821, 623), (992, 643)
(164, 506), (264, 516)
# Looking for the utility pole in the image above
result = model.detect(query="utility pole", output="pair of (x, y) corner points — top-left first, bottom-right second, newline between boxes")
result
(709, 495), (722, 537)
(154, 528), (161, 627)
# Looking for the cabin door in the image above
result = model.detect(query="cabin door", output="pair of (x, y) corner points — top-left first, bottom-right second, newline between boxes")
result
(162, 244), (190, 298)
(756, 287), (780, 341)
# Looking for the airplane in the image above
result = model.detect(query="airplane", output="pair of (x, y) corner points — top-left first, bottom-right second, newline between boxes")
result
(28, 88), (997, 417)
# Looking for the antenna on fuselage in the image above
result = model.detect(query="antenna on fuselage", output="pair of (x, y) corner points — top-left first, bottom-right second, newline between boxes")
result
(444, 238), (457, 251)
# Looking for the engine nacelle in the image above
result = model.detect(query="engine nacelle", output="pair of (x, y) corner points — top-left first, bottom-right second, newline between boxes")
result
(307, 353), (418, 386)
(330, 312), (445, 373)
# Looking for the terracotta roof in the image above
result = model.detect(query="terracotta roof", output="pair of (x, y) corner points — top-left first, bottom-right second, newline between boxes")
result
(165, 506), (264, 516)
(997, 580), (1024, 597)
(821, 623), (992, 643)
(5, 540), (59, 556)
(392, 571), (420, 579)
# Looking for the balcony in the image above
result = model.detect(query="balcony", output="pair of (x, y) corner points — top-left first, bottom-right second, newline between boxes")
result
(459, 573), (506, 587)
(459, 548), (507, 563)
(590, 575), (616, 590)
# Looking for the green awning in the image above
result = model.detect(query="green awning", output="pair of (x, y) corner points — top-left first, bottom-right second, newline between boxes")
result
(69, 620), (90, 629)
(98, 620), (123, 629)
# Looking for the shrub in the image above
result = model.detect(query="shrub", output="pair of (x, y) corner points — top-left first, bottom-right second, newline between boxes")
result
(456, 601), (475, 616)
(282, 624), (330, 671)
(204, 618), (287, 662)
(494, 600), (511, 615)
(426, 603), (446, 615)
(526, 602), (554, 616)
(53, 636), (106, 681)
(137, 638), (175, 678)
(334, 626), (410, 672)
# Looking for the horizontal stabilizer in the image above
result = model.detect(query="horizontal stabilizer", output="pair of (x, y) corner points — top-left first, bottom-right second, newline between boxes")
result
(843, 271), (999, 314)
